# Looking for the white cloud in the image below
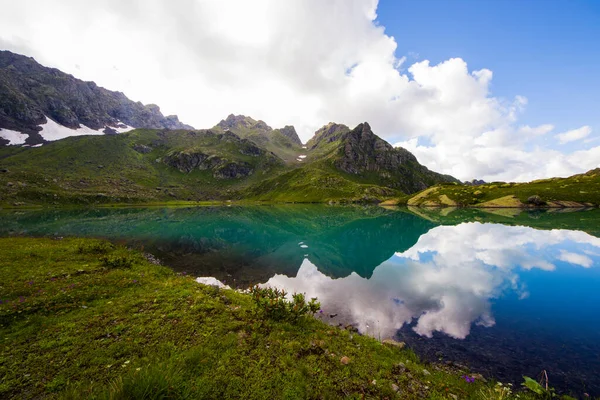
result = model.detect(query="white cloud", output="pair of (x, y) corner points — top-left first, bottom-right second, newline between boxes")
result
(555, 126), (592, 144)
(0, 0), (596, 181)
(557, 250), (593, 268)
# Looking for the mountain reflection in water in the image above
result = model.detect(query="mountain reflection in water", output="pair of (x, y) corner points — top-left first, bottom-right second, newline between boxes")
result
(1, 205), (599, 395)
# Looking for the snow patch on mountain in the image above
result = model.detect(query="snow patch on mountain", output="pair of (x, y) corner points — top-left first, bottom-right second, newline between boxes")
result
(0, 128), (28, 145)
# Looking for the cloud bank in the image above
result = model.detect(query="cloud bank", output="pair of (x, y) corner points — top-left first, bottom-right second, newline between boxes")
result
(0, 0), (598, 181)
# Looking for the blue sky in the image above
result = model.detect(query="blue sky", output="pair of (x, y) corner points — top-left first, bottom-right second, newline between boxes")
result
(377, 0), (600, 151)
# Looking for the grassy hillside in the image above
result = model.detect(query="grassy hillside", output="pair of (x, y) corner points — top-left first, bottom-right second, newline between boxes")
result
(243, 163), (400, 203)
(0, 237), (555, 399)
(0, 129), (285, 206)
(390, 169), (600, 208)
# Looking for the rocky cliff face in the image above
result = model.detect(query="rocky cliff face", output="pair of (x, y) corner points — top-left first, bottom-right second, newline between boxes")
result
(0, 50), (193, 145)
(308, 122), (458, 194)
(334, 122), (419, 174)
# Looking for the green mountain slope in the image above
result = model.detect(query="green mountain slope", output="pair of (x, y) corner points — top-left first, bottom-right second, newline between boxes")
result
(391, 168), (600, 208)
(0, 128), (284, 205)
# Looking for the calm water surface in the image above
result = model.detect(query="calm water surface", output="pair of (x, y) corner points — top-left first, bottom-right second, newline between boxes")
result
(1, 205), (599, 396)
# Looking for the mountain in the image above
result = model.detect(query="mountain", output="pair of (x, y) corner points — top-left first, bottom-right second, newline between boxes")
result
(0, 120), (457, 205)
(0, 50), (192, 146)
(213, 114), (303, 162)
(0, 128), (285, 205)
(308, 122), (458, 193)
(244, 121), (458, 202)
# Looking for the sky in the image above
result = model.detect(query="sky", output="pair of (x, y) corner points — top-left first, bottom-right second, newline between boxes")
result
(0, 0), (598, 182)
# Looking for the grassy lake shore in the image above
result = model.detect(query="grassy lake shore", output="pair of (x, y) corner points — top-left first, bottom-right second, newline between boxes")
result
(0, 237), (582, 399)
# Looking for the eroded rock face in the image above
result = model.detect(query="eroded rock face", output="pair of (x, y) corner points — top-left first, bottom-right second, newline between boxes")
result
(335, 123), (418, 175)
(163, 151), (253, 179)
(213, 162), (253, 179)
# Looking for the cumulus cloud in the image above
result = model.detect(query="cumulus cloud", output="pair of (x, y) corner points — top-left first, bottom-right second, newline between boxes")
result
(264, 222), (600, 340)
(555, 126), (592, 144)
(0, 0), (597, 181)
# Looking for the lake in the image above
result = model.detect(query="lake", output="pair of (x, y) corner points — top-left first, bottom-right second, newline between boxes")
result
(1, 205), (599, 396)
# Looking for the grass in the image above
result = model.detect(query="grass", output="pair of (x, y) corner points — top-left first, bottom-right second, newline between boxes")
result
(243, 163), (401, 203)
(393, 169), (600, 208)
(0, 129), (287, 207)
(0, 237), (568, 399)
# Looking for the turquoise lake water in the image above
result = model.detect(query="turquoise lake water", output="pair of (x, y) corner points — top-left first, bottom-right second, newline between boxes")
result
(1, 205), (599, 395)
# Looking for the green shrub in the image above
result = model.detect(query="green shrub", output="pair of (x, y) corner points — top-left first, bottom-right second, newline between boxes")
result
(251, 286), (320, 322)
(100, 254), (134, 269)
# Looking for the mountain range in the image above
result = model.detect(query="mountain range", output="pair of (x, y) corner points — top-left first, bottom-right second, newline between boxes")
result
(0, 50), (459, 206)
(1, 50), (597, 208)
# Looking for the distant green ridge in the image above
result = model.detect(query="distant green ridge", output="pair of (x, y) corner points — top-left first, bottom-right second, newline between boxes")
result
(388, 168), (600, 208)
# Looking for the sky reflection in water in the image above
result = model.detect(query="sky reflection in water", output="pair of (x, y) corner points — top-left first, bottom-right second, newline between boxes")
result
(265, 222), (600, 340)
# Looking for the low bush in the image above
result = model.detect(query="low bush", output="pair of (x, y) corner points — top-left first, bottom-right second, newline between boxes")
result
(100, 254), (135, 269)
(251, 286), (320, 322)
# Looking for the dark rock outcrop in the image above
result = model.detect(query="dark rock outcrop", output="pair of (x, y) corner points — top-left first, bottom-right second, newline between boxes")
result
(163, 151), (254, 179)
(0, 50), (193, 144)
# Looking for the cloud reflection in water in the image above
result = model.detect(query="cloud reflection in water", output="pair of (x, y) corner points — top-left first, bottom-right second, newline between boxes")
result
(264, 222), (600, 340)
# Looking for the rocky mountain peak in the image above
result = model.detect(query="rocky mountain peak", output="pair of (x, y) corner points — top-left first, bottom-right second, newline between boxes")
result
(217, 114), (272, 132)
(278, 125), (302, 145)
(307, 122), (350, 149)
